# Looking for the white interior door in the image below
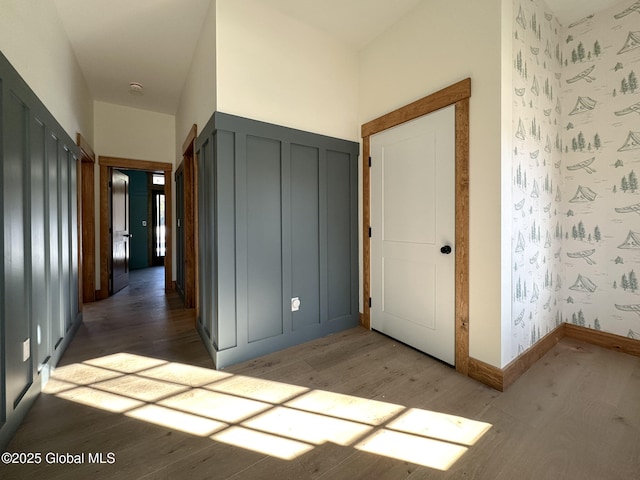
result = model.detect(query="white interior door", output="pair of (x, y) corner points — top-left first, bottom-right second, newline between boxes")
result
(370, 105), (455, 365)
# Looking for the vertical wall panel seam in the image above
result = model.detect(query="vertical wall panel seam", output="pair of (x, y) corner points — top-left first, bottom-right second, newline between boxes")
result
(281, 141), (292, 335)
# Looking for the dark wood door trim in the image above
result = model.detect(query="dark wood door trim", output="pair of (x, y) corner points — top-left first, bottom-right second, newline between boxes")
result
(77, 133), (95, 303)
(361, 78), (471, 375)
(179, 124), (197, 310)
(98, 156), (173, 298)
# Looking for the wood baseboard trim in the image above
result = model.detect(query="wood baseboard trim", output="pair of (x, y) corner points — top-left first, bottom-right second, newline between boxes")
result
(502, 323), (565, 390)
(467, 323), (640, 391)
(564, 323), (640, 357)
(469, 323), (565, 392)
(468, 357), (504, 391)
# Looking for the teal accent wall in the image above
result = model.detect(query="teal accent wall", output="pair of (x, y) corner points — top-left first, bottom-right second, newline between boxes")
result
(125, 170), (149, 270)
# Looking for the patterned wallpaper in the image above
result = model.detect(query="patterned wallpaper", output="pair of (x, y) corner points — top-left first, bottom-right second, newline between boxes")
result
(512, 0), (564, 359)
(511, 0), (640, 362)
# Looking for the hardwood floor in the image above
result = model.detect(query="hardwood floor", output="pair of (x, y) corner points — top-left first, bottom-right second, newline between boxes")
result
(3, 266), (640, 479)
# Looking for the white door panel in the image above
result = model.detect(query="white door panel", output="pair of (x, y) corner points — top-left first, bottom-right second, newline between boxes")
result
(371, 105), (455, 365)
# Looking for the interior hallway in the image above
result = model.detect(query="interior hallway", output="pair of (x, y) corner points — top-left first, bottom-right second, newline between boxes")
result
(3, 267), (640, 480)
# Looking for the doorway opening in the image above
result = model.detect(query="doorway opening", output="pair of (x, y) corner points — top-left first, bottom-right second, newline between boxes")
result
(98, 156), (173, 298)
(151, 175), (167, 267)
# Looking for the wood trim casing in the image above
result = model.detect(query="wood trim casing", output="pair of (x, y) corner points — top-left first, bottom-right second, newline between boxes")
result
(182, 123), (197, 157)
(361, 78), (471, 375)
(99, 156), (173, 298)
(77, 132), (95, 161)
(467, 323), (640, 391)
(501, 323), (565, 389)
(564, 323), (640, 357)
(179, 124), (197, 309)
(77, 133), (96, 303)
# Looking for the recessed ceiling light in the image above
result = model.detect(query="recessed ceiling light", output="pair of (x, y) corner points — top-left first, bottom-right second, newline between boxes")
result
(129, 82), (144, 95)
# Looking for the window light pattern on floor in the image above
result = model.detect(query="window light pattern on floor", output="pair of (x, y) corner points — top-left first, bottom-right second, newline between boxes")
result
(45, 352), (492, 471)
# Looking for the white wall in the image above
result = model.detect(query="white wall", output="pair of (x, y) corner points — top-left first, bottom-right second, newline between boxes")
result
(93, 101), (177, 288)
(358, 0), (506, 367)
(0, 0), (93, 141)
(94, 101), (176, 163)
(175, 0), (217, 158)
(215, 0), (360, 141)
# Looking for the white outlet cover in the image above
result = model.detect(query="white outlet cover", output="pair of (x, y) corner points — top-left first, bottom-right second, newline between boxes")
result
(291, 297), (301, 312)
(23, 338), (30, 362)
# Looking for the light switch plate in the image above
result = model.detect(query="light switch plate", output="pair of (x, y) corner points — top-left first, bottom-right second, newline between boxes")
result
(23, 338), (30, 362)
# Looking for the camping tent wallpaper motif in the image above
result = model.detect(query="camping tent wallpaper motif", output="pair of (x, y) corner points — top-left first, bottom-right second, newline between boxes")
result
(511, 0), (640, 361)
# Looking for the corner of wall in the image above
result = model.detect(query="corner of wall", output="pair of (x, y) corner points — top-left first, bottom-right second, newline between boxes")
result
(501, 0), (515, 368)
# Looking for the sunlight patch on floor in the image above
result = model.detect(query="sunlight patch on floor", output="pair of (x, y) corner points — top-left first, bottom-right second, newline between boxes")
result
(48, 352), (492, 470)
(138, 362), (232, 387)
(50, 363), (123, 385)
(356, 429), (468, 471)
(126, 404), (227, 437)
(56, 386), (145, 413)
(285, 389), (404, 425)
(83, 352), (167, 373)
(158, 389), (272, 424)
(243, 406), (372, 446)
(387, 408), (492, 446)
(92, 375), (190, 402)
(212, 426), (314, 460)
(42, 377), (80, 395)
(206, 375), (309, 403)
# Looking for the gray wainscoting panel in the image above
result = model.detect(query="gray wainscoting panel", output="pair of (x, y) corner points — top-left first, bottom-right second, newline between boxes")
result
(196, 112), (359, 369)
(197, 135), (213, 343)
(0, 53), (81, 450)
(31, 117), (49, 371)
(327, 150), (355, 322)
(216, 130), (237, 351)
(291, 144), (320, 330)
(4, 90), (31, 411)
(246, 135), (283, 343)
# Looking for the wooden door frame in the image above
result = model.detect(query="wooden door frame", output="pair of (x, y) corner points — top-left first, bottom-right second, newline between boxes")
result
(175, 124), (197, 309)
(361, 78), (471, 375)
(77, 133), (95, 304)
(98, 156), (173, 298)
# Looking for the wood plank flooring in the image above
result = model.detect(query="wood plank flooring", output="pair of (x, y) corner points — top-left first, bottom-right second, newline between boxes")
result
(3, 266), (639, 479)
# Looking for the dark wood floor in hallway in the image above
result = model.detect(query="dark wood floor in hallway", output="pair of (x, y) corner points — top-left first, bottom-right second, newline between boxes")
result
(3, 266), (640, 480)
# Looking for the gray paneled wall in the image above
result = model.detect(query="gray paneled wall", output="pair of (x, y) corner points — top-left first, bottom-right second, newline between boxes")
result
(196, 112), (359, 369)
(0, 53), (81, 449)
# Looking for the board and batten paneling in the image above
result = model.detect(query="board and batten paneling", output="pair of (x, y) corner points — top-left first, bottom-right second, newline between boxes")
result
(196, 112), (359, 369)
(0, 53), (81, 450)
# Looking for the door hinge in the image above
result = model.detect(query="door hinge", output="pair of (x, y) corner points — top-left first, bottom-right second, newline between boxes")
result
(368, 226), (372, 238)
(369, 297), (372, 308)
(368, 157), (372, 167)
(108, 180), (112, 188)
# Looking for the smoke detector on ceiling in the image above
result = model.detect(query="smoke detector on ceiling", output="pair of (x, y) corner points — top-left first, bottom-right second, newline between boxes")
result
(129, 82), (144, 95)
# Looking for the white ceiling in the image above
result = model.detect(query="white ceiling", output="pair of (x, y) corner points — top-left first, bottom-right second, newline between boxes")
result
(52, 0), (212, 114)
(52, 0), (624, 116)
(544, 0), (623, 25)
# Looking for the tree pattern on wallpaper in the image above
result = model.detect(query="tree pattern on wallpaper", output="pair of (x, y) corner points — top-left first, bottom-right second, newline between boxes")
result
(512, 0), (564, 359)
(512, 0), (640, 361)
